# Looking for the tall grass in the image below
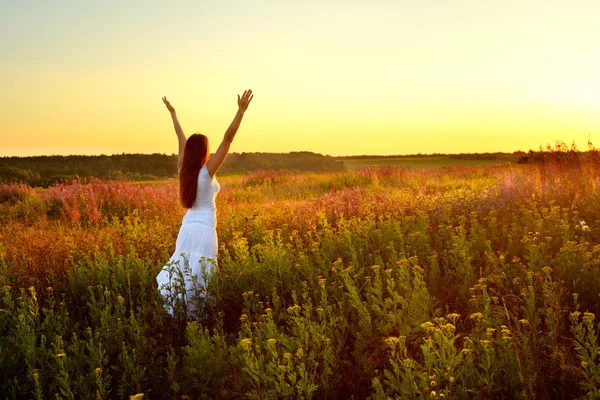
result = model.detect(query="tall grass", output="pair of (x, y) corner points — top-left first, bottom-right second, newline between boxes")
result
(1, 156), (600, 398)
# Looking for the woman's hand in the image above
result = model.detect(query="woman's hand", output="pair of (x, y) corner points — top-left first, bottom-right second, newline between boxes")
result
(237, 89), (254, 112)
(162, 96), (176, 113)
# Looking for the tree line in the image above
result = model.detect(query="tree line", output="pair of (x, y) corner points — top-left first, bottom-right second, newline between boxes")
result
(0, 152), (346, 187)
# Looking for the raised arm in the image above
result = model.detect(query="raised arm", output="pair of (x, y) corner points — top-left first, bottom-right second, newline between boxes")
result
(162, 96), (187, 170)
(206, 89), (253, 178)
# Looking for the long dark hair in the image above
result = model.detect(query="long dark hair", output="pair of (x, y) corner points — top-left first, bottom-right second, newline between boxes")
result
(179, 133), (209, 208)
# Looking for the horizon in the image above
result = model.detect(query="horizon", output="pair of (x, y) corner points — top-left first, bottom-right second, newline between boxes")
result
(2, 1), (599, 157)
(0, 144), (586, 160)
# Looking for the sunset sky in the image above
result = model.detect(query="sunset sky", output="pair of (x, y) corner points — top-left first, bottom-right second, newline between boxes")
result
(1, 0), (599, 157)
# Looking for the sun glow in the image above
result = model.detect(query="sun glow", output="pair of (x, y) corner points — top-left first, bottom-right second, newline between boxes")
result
(1, 0), (599, 156)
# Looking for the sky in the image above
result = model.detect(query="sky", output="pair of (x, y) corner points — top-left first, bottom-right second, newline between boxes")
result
(1, 0), (599, 157)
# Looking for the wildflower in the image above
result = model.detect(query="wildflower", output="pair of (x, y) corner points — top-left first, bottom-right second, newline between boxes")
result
(479, 340), (491, 345)
(318, 278), (326, 286)
(316, 307), (324, 312)
(461, 348), (472, 354)
(421, 321), (435, 330)
(286, 305), (301, 313)
(370, 265), (380, 271)
(443, 323), (456, 332)
(296, 347), (304, 358)
(384, 269), (392, 275)
(581, 361), (589, 368)
(430, 391), (436, 398)
(239, 314), (248, 322)
(95, 367), (102, 375)
(264, 308), (272, 314)
(469, 312), (484, 320)
(129, 394), (144, 400)
(413, 265), (425, 274)
(540, 266), (552, 275)
(283, 352), (292, 360)
(583, 312), (595, 321)
(384, 336), (400, 346)
(56, 353), (67, 358)
(117, 295), (125, 304)
(571, 311), (581, 319)
(486, 328), (496, 336)
(519, 319), (529, 325)
(267, 338), (277, 345)
(239, 338), (252, 351)
(447, 313), (461, 321)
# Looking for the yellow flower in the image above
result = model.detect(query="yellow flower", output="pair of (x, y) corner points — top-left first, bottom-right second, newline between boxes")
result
(264, 308), (272, 313)
(296, 347), (304, 358)
(95, 367), (102, 375)
(421, 321), (435, 330)
(267, 338), (277, 345)
(129, 394), (144, 400)
(56, 353), (67, 358)
(117, 295), (125, 303)
(239, 314), (248, 322)
(447, 313), (461, 321)
(469, 312), (484, 320)
(316, 307), (324, 312)
(239, 338), (252, 351)
(412, 265), (425, 275)
(384, 336), (400, 346)
(540, 266), (552, 275)
(519, 319), (529, 325)
(370, 265), (381, 271)
(581, 361), (589, 368)
(283, 352), (292, 360)
(479, 340), (491, 345)
(286, 305), (301, 313)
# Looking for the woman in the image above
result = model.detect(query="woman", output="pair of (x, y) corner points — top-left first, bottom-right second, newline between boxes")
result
(156, 89), (254, 314)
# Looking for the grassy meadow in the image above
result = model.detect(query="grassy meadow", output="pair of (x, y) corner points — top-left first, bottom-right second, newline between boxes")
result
(339, 156), (519, 172)
(1, 154), (600, 399)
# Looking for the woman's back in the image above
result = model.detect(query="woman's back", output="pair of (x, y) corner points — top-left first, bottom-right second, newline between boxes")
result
(187, 164), (220, 215)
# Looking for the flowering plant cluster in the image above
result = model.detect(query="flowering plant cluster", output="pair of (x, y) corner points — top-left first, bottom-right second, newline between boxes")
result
(1, 161), (600, 398)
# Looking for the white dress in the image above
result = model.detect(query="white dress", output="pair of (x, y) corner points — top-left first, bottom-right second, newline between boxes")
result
(156, 164), (220, 314)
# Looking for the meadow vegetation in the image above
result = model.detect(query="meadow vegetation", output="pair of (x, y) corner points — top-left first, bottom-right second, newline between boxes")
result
(1, 147), (600, 399)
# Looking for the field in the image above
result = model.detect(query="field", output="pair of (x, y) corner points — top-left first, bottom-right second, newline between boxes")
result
(1, 156), (600, 399)
(339, 156), (518, 171)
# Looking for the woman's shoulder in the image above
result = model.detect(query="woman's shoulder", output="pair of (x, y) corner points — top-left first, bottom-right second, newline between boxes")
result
(199, 164), (213, 180)
(201, 164), (217, 180)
